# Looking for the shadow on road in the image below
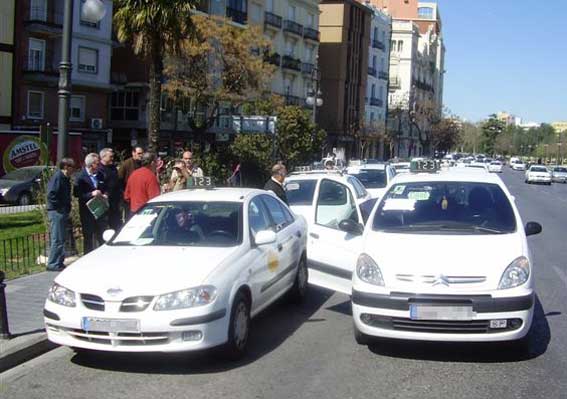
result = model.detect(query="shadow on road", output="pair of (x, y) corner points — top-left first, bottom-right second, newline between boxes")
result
(70, 286), (333, 374)
(366, 296), (552, 363)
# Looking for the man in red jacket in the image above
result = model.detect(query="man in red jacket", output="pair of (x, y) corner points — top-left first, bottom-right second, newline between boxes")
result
(124, 151), (161, 218)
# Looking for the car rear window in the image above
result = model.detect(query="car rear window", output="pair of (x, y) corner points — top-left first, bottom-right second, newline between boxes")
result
(530, 167), (548, 172)
(285, 180), (317, 206)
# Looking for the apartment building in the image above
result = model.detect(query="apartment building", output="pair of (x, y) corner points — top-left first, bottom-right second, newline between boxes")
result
(319, 0), (372, 160)
(363, 3), (390, 159)
(0, 0), (15, 130)
(12, 0), (114, 152)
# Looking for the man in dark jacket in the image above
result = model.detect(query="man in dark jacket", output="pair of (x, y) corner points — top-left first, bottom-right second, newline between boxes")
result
(99, 148), (121, 230)
(46, 158), (75, 271)
(74, 153), (108, 254)
(264, 164), (288, 205)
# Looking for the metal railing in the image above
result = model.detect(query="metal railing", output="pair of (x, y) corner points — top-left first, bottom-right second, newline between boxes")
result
(302, 62), (314, 75)
(285, 95), (303, 106)
(283, 20), (304, 36)
(304, 27), (320, 42)
(227, 7), (247, 25)
(390, 76), (401, 88)
(22, 55), (59, 75)
(372, 39), (385, 50)
(282, 55), (301, 71)
(265, 52), (281, 66)
(370, 97), (384, 107)
(378, 71), (389, 80)
(368, 66), (377, 77)
(264, 12), (282, 29)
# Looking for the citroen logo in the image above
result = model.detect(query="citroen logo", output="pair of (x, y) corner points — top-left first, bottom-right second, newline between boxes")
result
(432, 274), (450, 287)
(107, 287), (123, 296)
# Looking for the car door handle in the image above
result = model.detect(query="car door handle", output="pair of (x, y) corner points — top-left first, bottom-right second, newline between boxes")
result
(309, 233), (319, 239)
(277, 244), (283, 252)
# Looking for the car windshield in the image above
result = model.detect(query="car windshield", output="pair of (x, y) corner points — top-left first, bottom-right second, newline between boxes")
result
(553, 167), (567, 173)
(286, 179), (317, 205)
(2, 168), (42, 181)
(372, 181), (517, 234)
(349, 169), (387, 189)
(490, 162), (501, 166)
(530, 167), (548, 172)
(110, 202), (242, 247)
(467, 164), (485, 169)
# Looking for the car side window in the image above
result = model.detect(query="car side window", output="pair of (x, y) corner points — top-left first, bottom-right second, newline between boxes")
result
(261, 195), (289, 231)
(348, 177), (368, 199)
(316, 179), (359, 229)
(248, 197), (272, 236)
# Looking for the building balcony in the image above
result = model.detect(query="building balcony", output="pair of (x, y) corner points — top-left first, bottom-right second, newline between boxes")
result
(226, 7), (247, 25)
(372, 39), (385, 51)
(285, 95), (303, 106)
(23, 6), (63, 36)
(264, 12), (282, 30)
(370, 97), (384, 107)
(264, 52), (281, 66)
(283, 20), (304, 37)
(22, 55), (59, 81)
(301, 62), (314, 75)
(413, 79), (434, 92)
(378, 71), (389, 80)
(368, 66), (377, 77)
(304, 27), (320, 42)
(282, 55), (301, 72)
(389, 76), (401, 89)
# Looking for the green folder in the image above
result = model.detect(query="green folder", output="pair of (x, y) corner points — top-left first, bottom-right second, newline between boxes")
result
(86, 196), (109, 220)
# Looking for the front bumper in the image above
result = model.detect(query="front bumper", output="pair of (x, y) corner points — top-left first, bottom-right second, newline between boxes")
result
(352, 290), (534, 342)
(527, 176), (551, 183)
(552, 176), (567, 183)
(44, 300), (229, 352)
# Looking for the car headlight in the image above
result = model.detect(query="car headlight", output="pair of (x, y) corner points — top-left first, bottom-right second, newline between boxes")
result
(498, 257), (530, 290)
(356, 254), (384, 286)
(0, 188), (9, 196)
(47, 283), (76, 307)
(154, 285), (217, 311)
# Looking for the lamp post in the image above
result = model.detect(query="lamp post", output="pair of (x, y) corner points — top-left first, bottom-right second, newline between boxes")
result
(544, 144), (549, 164)
(57, 0), (106, 162)
(305, 65), (323, 125)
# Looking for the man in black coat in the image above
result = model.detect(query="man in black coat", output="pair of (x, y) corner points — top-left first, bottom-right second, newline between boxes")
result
(98, 148), (122, 231)
(264, 164), (288, 205)
(74, 153), (108, 254)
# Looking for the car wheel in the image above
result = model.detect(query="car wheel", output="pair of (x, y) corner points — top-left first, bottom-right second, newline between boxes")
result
(288, 255), (308, 304)
(222, 291), (251, 361)
(18, 192), (32, 206)
(354, 322), (373, 345)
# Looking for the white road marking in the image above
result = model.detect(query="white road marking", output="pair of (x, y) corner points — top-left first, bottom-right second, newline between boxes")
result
(552, 265), (567, 287)
(0, 346), (71, 386)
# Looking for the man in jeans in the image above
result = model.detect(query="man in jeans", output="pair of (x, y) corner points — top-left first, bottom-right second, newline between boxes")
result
(46, 158), (75, 271)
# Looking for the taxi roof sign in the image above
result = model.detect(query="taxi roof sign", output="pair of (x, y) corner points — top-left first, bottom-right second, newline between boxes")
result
(188, 176), (215, 189)
(410, 159), (440, 173)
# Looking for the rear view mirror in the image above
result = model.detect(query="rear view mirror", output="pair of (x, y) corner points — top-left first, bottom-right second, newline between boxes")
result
(254, 230), (277, 246)
(102, 229), (116, 243)
(525, 222), (542, 237)
(339, 219), (364, 236)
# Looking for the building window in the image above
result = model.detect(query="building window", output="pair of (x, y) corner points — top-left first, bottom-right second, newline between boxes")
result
(398, 40), (404, 53)
(287, 5), (296, 21)
(28, 38), (45, 71)
(30, 0), (47, 21)
(305, 45), (314, 63)
(418, 7), (434, 19)
(70, 96), (85, 121)
(379, 86), (384, 100)
(111, 91), (140, 121)
(285, 39), (295, 56)
(228, 0), (247, 12)
(307, 13), (315, 28)
(373, 27), (378, 40)
(80, 0), (100, 28)
(250, 3), (262, 23)
(372, 55), (377, 68)
(371, 84), (376, 98)
(27, 91), (44, 119)
(78, 47), (98, 74)
(266, 0), (274, 13)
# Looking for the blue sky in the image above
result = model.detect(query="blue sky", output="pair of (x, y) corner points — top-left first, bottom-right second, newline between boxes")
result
(438, 0), (567, 123)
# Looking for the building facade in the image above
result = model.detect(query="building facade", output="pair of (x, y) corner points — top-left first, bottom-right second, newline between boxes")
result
(319, 0), (372, 160)
(0, 0), (15, 130)
(552, 121), (567, 135)
(12, 0), (114, 152)
(363, 3), (391, 160)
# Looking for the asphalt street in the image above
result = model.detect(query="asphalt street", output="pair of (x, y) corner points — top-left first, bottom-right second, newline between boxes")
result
(2, 168), (567, 399)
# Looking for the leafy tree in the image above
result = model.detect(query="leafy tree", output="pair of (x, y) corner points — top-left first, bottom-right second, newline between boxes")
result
(114, 0), (197, 152)
(481, 114), (506, 154)
(459, 122), (483, 153)
(163, 15), (275, 139)
(430, 117), (461, 153)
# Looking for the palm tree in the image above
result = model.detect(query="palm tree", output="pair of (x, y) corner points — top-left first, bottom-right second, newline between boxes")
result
(114, 0), (197, 152)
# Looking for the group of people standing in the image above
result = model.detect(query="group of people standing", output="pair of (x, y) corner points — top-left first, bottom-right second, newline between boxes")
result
(45, 147), (204, 271)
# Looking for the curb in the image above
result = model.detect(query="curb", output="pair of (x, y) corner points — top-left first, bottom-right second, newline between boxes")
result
(0, 332), (57, 373)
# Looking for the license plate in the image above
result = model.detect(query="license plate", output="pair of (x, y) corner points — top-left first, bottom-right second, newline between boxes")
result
(81, 317), (140, 333)
(410, 304), (474, 321)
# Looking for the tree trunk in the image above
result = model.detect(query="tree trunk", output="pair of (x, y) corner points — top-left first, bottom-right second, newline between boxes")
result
(148, 35), (163, 153)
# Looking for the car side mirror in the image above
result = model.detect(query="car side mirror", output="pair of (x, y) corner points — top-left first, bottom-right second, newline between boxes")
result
(339, 219), (364, 236)
(525, 222), (542, 237)
(102, 229), (116, 243)
(254, 230), (277, 246)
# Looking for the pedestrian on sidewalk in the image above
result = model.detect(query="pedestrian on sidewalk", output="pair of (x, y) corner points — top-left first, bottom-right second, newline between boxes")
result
(74, 153), (108, 254)
(264, 164), (289, 205)
(124, 152), (161, 218)
(119, 146), (144, 220)
(182, 151), (204, 181)
(46, 158), (75, 271)
(165, 160), (190, 192)
(98, 148), (122, 231)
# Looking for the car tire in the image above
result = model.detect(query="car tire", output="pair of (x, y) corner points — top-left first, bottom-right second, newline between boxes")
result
(353, 322), (373, 346)
(287, 255), (308, 304)
(18, 192), (32, 206)
(222, 291), (251, 361)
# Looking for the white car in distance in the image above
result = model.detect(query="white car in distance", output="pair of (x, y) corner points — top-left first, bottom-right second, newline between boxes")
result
(512, 161), (527, 171)
(525, 165), (552, 185)
(44, 188), (308, 359)
(346, 163), (397, 200)
(488, 161), (504, 173)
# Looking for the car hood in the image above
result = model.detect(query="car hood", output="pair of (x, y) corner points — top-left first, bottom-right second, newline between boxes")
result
(364, 232), (524, 293)
(55, 245), (240, 299)
(366, 188), (387, 200)
(0, 180), (21, 189)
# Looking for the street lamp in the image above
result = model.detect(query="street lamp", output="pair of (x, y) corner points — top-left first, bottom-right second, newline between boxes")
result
(57, 0), (107, 162)
(305, 63), (323, 125)
(544, 144), (549, 164)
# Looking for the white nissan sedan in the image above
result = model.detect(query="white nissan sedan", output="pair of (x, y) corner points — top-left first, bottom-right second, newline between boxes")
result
(44, 188), (308, 359)
(525, 165), (552, 185)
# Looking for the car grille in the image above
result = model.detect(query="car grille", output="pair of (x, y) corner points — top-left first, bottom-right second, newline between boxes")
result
(81, 294), (105, 311)
(119, 296), (154, 312)
(47, 325), (170, 346)
(395, 275), (487, 285)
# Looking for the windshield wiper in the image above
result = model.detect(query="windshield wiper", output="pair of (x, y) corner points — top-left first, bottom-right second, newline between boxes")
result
(381, 223), (506, 234)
